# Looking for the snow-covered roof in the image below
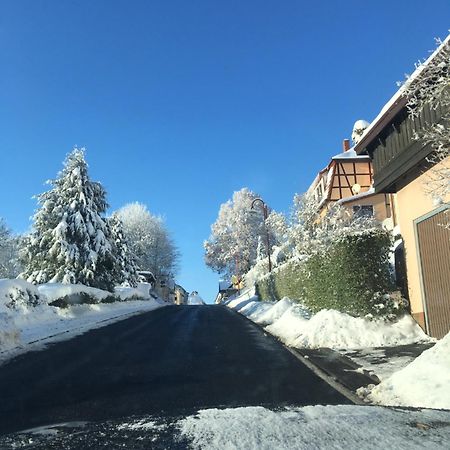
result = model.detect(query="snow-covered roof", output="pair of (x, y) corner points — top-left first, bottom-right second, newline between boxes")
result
(336, 187), (376, 205)
(331, 148), (371, 161)
(219, 280), (234, 292)
(355, 34), (450, 153)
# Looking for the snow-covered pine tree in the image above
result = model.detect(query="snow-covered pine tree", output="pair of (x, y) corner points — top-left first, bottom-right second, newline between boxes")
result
(20, 148), (117, 291)
(109, 214), (139, 287)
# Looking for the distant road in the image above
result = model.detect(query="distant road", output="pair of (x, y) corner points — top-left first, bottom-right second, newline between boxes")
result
(0, 305), (350, 434)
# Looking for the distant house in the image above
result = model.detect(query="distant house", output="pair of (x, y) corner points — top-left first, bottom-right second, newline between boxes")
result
(153, 275), (176, 303)
(137, 271), (156, 287)
(354, 38), (450, 338)
(174, 284), (189, 305)
(307, 138), (395, 224)
(215, 280), (238, 304)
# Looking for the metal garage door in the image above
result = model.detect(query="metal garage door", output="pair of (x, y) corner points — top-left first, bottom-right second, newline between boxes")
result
(415, 205), (450, 338)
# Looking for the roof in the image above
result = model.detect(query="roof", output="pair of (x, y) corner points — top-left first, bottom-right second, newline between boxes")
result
(337, 187), (376, 205)
(355, 34), (450, 154)
(331, 148), (371, 161)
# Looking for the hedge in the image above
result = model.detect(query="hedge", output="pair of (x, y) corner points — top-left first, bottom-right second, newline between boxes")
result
(256, 229), (397, 317)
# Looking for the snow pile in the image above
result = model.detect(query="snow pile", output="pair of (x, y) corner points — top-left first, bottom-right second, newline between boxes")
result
(295, 310), (429, 349)
(265, 304), (310, 344)
(251, 297), (297, 326)
(226, 287), (258, 311)
(228, 290), (431, 350)
(115, 282), (153, 301)
(238, 301), (275, 321)
(179, 405), (450, 450)
(38, 283), (112, 304)
(268, 308), (431, 350)
(362, 331), (450, 409)
(0, 279), (43, 312)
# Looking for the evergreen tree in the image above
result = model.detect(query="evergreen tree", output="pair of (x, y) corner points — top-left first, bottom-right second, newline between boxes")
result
(109, 214), (139, 287)
(20, 148), (117, 291)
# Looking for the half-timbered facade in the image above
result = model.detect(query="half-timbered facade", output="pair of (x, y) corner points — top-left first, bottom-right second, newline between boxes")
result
(308, 139), (394, 223)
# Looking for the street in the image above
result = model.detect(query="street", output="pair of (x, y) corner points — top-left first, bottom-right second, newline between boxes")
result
(0, 305), (350, 435)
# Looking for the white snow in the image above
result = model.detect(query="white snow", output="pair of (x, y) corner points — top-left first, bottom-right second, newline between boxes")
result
(178, 405), (450, 449)
(229, 292), (430, 350)
(251, 297), (296, 326)
(0, 279), (165, 362)
(37, 283), (112, 304)
(362, 331), (450, 409)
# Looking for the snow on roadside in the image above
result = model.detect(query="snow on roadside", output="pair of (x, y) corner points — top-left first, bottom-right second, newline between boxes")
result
(289, 309), (431, 350)
(0, 279), (165, 362)
(178, 405), (450, 450)
(228, 291), (431, 350)
(251, 297), (298, 326)
(38, 283), (112, 303)
(361, 331), (450, 410)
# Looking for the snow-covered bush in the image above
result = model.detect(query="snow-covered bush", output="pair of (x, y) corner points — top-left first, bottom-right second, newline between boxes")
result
(0, 279), (43, 312)
(256, 228), (399, 318)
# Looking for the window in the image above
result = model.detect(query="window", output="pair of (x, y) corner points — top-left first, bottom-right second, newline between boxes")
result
(353, 205), (374, 218)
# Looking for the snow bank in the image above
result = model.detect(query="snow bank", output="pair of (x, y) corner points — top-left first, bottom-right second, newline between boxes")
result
(295, 310), (430, 349)
(252, 297), (297, 326)
(0, 279), (165, 360)
(363, 331), (450, 409)
(179, 405), (450, 450)
(239, 301), (274, 321)
(115, 282), (153, 301)
(228, 289), (431, 350)
(38, 283), (112, 304)
(0, 279), (42, 312)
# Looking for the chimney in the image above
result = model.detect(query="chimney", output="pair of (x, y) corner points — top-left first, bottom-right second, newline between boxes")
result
(342, 139), (350, 152)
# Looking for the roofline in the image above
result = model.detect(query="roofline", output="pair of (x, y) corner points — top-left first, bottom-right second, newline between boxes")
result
(354, 97), (407, 154)
(354, 34), (450, 155)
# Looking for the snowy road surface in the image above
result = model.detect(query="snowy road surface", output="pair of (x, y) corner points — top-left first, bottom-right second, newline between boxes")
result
(0, 305), (350, 436)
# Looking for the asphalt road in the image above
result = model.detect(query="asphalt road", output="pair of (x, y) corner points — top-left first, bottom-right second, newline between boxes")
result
(0, 305), (350, 435)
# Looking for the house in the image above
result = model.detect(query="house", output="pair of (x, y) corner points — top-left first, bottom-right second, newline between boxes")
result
(307, 136), (395, 224)
(354, 38), (450, 338)
(174, 284), (189, 305)
(214, 280), (238, 304)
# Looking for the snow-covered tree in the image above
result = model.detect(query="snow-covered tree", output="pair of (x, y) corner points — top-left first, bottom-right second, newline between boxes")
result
(20, 148), (117, 291)
(204, 188), (276, 278)
(288, 192), (320, 256)
(108, 214), (139, 287)
(0, 219), (22, 278)
(116, 202), (179, 278)
(401, 36), (450, 205)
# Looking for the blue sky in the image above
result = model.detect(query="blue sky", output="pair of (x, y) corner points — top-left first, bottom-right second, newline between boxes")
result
(1, 1), (449, 302)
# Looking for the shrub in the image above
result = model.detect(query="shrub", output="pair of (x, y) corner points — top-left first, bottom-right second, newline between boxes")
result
(256, 229), (403, 318)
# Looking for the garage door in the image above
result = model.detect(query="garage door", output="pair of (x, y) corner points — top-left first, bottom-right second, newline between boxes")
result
(415, 206), (450, 338)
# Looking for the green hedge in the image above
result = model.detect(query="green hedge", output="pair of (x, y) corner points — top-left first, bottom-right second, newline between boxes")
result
(256, 229), (397, 317)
